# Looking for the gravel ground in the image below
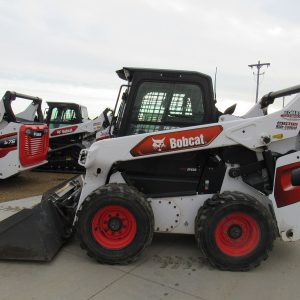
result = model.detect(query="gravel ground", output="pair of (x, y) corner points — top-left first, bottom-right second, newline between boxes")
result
(0, 171), (73, 202)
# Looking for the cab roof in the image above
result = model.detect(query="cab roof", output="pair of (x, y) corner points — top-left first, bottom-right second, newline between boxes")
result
(47, 102), (87, 110)
(116, 67), (212, 82)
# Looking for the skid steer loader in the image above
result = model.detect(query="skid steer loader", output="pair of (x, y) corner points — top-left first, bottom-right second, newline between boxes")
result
(39, 102), (112, 172)
(0, 91), (49, 179)
(1, 67), (300, 271)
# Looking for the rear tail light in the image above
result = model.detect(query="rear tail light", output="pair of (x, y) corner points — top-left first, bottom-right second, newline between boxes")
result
(274, 162), (300, 208)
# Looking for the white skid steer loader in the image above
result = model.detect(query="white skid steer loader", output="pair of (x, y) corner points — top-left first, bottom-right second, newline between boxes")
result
(40, 102), (112, 172)
(0, 68), (300, 271)
(0, 91), (49, 179)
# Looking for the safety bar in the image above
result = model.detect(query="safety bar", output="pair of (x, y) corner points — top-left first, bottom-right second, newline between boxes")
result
(2, 91), (43, 123)
(3, 91), (42, 103)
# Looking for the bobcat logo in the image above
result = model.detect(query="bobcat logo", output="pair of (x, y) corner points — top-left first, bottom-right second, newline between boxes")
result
(152, 137), (166, 152)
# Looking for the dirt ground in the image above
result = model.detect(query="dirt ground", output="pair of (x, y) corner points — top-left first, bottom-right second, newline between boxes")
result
(0, 171), (73, 202)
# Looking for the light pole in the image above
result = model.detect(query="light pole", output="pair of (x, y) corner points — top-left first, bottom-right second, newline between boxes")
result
(248, 60), (270, 103)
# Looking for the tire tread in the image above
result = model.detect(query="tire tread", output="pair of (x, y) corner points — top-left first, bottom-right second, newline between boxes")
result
(75, 183), (154, 265)
(195, 191), (276, 271)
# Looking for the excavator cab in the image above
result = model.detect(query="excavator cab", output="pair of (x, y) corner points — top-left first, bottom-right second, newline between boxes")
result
(111, 68), (219, 137)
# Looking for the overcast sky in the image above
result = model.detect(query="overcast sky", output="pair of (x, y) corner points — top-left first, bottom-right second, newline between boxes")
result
(0, 0), (299, 117)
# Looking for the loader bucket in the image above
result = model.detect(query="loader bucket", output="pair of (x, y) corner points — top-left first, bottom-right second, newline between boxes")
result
(0, 175), (83, 261)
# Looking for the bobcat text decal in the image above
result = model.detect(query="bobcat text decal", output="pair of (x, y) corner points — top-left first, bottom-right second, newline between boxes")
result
(51, 126), (78, 136)
(130, 125), (223, 157)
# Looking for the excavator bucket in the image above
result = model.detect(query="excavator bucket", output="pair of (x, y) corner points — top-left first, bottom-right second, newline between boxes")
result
(0, 175), (83, 261)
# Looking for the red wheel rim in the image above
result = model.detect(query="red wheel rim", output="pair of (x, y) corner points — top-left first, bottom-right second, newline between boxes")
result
(92, 205), (137, 250)
(215, 212), (260, 257)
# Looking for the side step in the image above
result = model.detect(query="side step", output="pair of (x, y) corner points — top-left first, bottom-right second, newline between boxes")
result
(0, 176), (83, 261)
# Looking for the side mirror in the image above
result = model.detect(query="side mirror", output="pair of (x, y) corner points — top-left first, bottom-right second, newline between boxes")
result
(224, 104), (237, 115)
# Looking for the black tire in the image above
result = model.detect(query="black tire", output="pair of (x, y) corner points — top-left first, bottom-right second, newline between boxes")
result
(195, 191), (275, 271)
(76, 183), (154, 264)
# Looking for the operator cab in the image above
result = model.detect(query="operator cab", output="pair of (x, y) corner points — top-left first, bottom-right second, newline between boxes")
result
(112, 67), (218, 137)
(46, 102), (85, 129)
(110, 68), (223, 198)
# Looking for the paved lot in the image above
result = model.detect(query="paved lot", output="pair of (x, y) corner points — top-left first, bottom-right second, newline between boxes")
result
(1, 197), (300, 300)
(0, 233), (300, 300)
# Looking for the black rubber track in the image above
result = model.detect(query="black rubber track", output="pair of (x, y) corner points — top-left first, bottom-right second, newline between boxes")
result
(195, 191), (276, 271)
(75, 183), (154, 264)
(36, 145), (85, 174)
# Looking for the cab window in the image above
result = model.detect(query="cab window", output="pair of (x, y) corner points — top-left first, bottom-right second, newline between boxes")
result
(48, 107), (78, 128)
(127, 82), (204, 134)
